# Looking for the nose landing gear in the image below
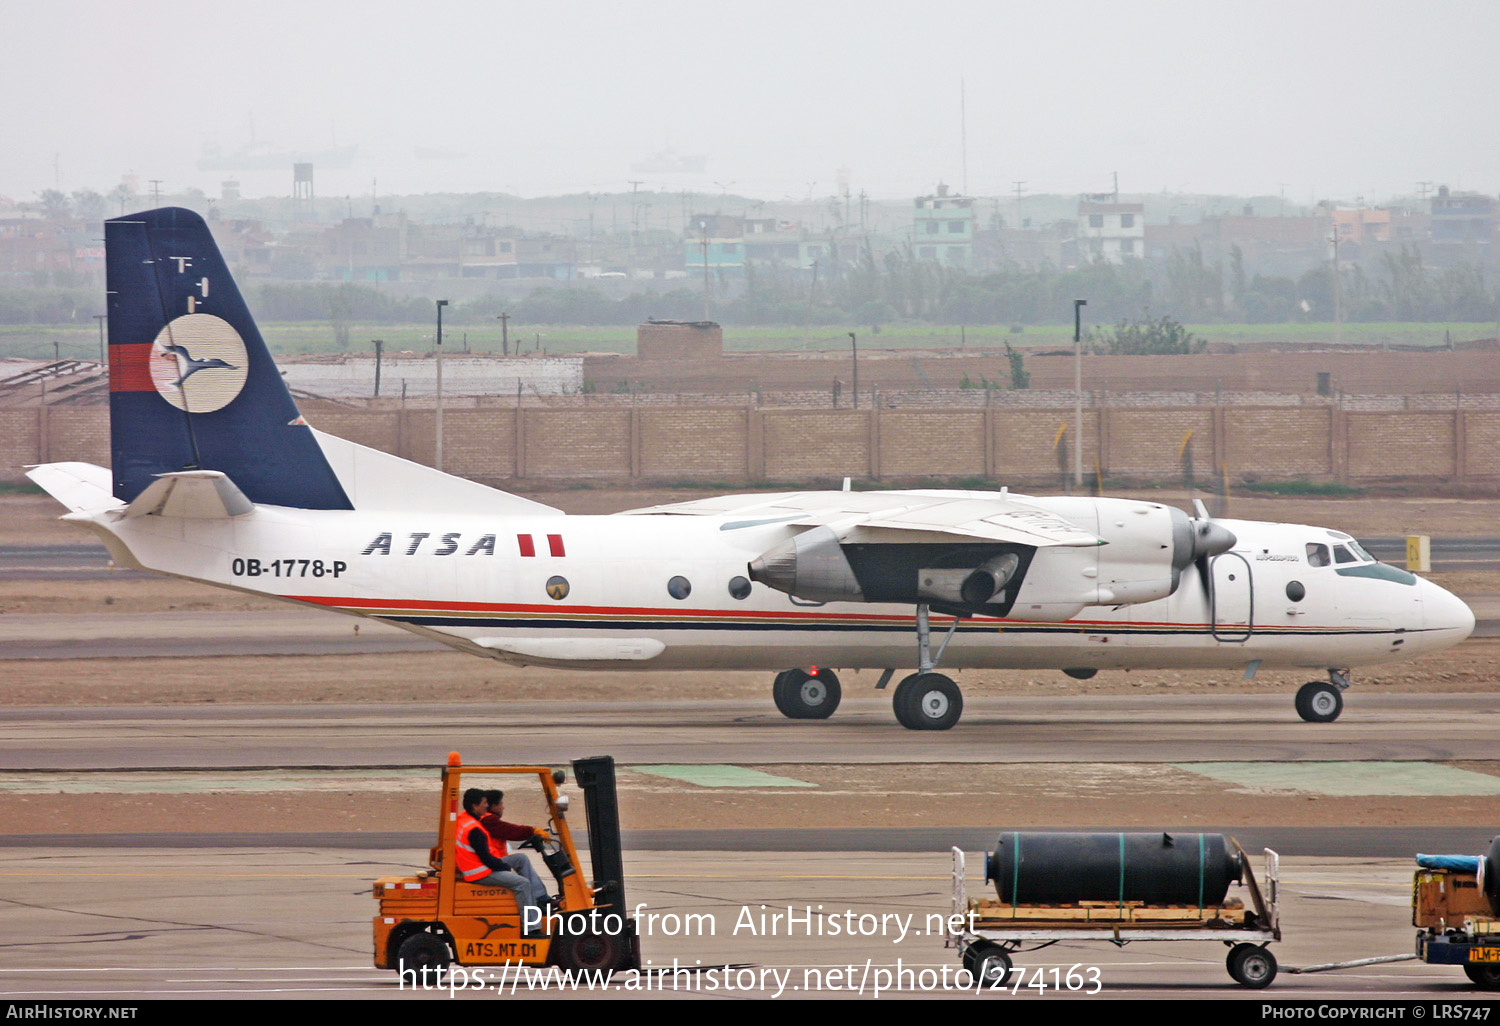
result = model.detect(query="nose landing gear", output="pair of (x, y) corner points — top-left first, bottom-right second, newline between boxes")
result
(1294, 670), (1350, 723)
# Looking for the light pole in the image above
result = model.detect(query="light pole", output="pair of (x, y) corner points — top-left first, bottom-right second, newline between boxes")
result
(1330, 230), (1342, 347)
(372, 339), (384, 397)
(1073, 298), (1087, 489)
(849, 332), (858, 410)
(435, 300), (448, 471)
(700, 221), (711, 321)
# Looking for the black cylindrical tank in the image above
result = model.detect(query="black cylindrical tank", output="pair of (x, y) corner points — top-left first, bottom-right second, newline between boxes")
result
(985, 832), (1243, 906)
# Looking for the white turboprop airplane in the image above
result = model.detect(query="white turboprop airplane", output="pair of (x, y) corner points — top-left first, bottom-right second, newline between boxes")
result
(26, 208), (1476, 729)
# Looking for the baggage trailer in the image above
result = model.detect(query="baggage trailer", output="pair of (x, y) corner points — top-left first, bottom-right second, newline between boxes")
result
(1412, 865), (1500, 989)
(946, 842), (1282, 989)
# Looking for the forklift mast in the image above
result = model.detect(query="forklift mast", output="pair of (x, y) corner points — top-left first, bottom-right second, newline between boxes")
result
(573, 756), (627, 918)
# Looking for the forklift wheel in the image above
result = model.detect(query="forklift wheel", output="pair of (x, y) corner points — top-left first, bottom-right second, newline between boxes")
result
(553, 931), (624, 976)
(396, 930), (453, 974)
(1464, 963), (1500, 990)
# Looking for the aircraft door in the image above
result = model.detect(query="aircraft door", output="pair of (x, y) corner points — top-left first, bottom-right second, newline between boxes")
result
(1210, 552), (1253, 642)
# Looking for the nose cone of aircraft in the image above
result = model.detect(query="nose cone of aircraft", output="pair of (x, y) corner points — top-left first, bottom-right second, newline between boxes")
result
(1421, 578), (1476, 646)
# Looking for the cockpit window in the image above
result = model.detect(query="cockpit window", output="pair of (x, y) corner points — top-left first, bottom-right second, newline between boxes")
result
(1333, 544), (1357, 564)
(1306, 543), (1331, 567)
(1347, 540), (1374, 562)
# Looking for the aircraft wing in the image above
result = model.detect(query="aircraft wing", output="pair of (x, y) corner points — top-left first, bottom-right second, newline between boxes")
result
(623, 490), (1100, 548)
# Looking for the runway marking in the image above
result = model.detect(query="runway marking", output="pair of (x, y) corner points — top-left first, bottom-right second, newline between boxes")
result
(632, 765), (816, 788)
(1174, 760), (1500, 796)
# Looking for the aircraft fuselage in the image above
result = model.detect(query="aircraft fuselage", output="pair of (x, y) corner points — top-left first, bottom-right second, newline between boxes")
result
(77, 502), (1472, 676)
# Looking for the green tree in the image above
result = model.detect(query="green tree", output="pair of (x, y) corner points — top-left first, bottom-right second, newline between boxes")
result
(37, 189), (71, 220)
(71, 189), (107, 221)
(1093, 314), (1205, 355)
(1004, 341), (1030, 388)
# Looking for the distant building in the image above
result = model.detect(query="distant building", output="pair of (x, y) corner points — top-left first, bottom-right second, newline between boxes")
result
(210, 218), (277, 278)
(974, 223), (1073, 268)
(1331, 206), (1391, 245)
(912, 184), (973, 266)
(458, 231), (518, 279)
(511, 235), (575, 280)
(684, 213), (744, 276)
(324, 214), (407, 281)
(636, 319), (722, 360)
(0, 218), (98, 284)
(1430, 186), (1495, 265)
(1077, 199), (1144, 263)
(1145, 210), (1330, 278)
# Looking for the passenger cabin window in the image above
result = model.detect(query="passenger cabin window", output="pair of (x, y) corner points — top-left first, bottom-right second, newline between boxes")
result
(1306, 543), (1331, 567)
(1333, 545), (1357, 564)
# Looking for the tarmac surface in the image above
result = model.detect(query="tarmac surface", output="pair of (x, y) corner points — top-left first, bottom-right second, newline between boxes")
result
(4, 693), (1499, 768)
(0, 848), (1488, 1000)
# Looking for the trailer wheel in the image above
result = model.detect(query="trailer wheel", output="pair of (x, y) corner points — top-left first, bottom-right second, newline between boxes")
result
(1227, 943), (1277, 988)
(963, 941), (1013, 988)
(396, 930), (453, 975)
(1464, 963), (1500, 990)
(554, 931), (624, 977)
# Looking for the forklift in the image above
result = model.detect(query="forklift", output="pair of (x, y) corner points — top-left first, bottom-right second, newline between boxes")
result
(372, 752), (640, 977)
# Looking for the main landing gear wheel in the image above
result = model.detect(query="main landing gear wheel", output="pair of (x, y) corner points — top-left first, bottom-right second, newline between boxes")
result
(962, 941), (1013, 987)
(396, 930), (453, 974)
(892, 672), (963, 730)
(1294, 680), (1343, 723)
(772, 668), (841, 719)
(1226, 943), (1277, 988)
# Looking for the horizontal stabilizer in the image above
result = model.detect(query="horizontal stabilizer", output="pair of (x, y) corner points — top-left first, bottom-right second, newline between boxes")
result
(124, 470), (254, 519)
(26, 463), (122, 514)
(473, 637), (666, 662)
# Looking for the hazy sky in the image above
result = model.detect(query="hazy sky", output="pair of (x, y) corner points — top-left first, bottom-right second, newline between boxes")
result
(5, 0), (1498, 207)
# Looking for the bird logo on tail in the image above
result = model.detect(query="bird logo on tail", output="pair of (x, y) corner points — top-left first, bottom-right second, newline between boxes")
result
(147, 313), (250, 412)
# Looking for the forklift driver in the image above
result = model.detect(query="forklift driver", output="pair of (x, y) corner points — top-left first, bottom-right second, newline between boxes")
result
(480, 789), (552, 906)
(455, 788), (546, 936)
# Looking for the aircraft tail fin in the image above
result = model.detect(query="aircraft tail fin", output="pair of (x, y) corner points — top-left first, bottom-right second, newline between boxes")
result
(106, 207), (352, 511)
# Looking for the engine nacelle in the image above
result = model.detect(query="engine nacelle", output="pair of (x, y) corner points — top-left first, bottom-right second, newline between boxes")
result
(1007, 499), (1235, 620)
(747, 498), (1236, 621)
(748, 525), (864, 603)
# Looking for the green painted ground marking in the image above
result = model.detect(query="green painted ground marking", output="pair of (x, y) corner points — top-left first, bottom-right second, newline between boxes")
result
(1174, 762), (1500, 797)
(632, 765), (817, 788)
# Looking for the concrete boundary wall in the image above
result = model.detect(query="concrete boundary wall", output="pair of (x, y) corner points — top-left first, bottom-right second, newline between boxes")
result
(1, 405), (1489, 487)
